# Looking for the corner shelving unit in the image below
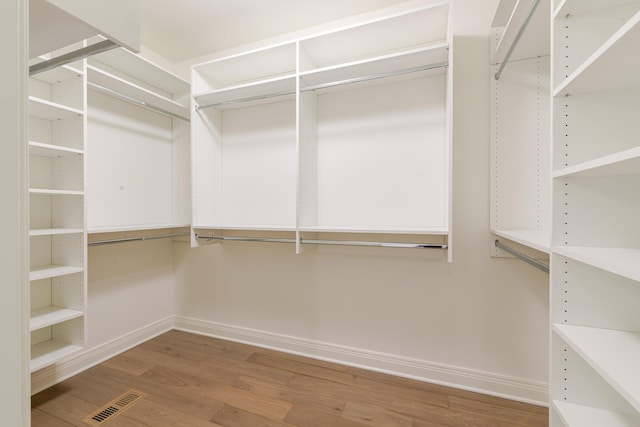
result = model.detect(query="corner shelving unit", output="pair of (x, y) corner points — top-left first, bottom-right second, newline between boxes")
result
(490, 0), (551, 263)
(85, 44), (191, 236)
(549, 1), (640, 425)
(28, 57), (87, 372)
(192, 2), (452, 259)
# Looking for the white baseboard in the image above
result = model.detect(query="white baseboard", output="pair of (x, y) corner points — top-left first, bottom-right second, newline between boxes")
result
(30, 316), (174, 395)
(31, 315), (548, 406)
(174, 316), (548, 406)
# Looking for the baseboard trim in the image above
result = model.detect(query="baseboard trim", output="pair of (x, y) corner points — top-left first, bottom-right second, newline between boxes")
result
(30, 316), (174, 395)
(174, 316), (548, 406)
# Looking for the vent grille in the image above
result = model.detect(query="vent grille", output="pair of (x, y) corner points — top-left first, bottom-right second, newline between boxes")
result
(83, 389), (146, 425)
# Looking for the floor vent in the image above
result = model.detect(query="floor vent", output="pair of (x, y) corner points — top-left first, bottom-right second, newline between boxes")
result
(83, 389), (146, 425)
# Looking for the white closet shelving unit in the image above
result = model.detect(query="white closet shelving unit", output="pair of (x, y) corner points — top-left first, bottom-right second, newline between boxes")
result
(550, 1), (640, 425)
(28, 53), (87, 372)
(85, 43), (191, 236)
(490, 0), (552, 259)
(192, 2), (453, 259)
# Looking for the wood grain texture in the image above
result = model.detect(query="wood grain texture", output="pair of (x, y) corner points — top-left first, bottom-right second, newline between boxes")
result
(32, 330), (548, 426)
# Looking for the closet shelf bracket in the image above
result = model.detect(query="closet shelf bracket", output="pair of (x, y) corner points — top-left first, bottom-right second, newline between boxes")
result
(494, 239), (549, 273)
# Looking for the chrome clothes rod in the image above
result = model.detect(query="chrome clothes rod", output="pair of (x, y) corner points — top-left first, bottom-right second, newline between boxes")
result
(88, 82), (191, 122)
(494, 0), (541, 80)
(30, 39), (119, 76)
(89, 232), (190, 246)
(195, 61), (447, 110)
(196, 89), (295, 110)
(301, 62), (448, 93)
(197, 234), (447, 250)
(495, 239), (549, 273)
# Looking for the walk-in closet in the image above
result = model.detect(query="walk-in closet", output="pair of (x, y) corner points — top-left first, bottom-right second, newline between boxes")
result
(1, 0), (637, 425)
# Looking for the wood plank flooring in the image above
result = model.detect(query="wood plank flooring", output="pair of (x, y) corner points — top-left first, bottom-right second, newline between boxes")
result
(32, 330), (548, 426)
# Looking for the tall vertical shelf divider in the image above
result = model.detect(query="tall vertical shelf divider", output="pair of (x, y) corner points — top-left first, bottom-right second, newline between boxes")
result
(550, 1), (640, 425)
(192, 2), (452, 259)
(490, 0), (552, 260)
(28, 55), (87, 372)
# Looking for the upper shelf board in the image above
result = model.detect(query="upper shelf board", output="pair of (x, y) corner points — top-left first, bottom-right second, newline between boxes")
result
(30, 0), (139, 59)
(554, 0), (640, 20)
(554, 10), (640, 96)
(90, 46), (189, 97)
(87, 65), (190, 121)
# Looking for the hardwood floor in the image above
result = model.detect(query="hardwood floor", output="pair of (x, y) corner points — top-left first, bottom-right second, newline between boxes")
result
(32, 331), (548, 426)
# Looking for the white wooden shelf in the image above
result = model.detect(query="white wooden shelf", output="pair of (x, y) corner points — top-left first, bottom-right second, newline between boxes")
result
(28, 96), (83, 120)
(29, 188), (84, 196)
(30, 341), (83, 372)
(30, 306), (83, 332)
(194, 74), (296, 109)
(553, 400), (640, 427)
(192, 42), (296, 95)
(554, 324), (640, 412)
(88, 224), (191, 234)
(89, 46), (189, 97)
(554, 10), (640, 96)
(553, 246), (640, 282)
(29, 265), (84, 282)
(492, 229), (550, 253)
(299, 3), (448, 73)
(87, 65), (190, 120)
(300, 225), (449, 235)
(29, 228), (83, 236)
(491, 0), (550, 65)
(29, 141), (84, 157)
(193, 225), (297, 232)
(29, 63), (83, 84)
(299, 44), (448, 90)
(553, 0), (639, 20)
(553, 146), (640, 178)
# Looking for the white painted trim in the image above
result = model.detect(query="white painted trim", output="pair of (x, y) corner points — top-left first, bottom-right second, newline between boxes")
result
(30, 316), (173, 394)
(30, 314), (548, 406)
(174, 316), (548, 406)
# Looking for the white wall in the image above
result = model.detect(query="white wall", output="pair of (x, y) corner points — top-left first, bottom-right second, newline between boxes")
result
(173, 0), (550, 404)
(87, 240), (175, 347)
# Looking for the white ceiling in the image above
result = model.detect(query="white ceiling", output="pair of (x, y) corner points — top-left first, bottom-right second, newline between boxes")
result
(139, 0), (413, 62)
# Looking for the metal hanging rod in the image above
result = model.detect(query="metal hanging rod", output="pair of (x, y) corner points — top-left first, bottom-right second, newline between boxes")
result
(495, 239), (549, 273)
(30, 39), (119, 76)
(89, 232), (190, 247)
(88, 81), (191, 122)
(195, 61), (447, 111)
(196, 89), (295, 110)
(494, 0), (541, 80)
(197, 234), (447, 250)
(301, 62), (448, 93)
